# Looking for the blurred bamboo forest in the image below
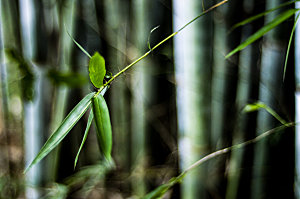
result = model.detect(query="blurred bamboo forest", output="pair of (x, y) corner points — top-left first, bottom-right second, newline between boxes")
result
(0, 0), (299, 198)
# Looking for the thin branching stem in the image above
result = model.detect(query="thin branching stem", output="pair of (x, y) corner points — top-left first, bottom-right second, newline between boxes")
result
(183, 122), (295, 173)
(143, 122), (296, 198)
(95, 0), (228, 96)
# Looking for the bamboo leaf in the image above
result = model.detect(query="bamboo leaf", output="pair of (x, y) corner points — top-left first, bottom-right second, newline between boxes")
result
(283, 13), (300, 81)
(243, 103), (263, 112)
(142, 180), (175, 199)
(92, 94), (112, 161)
(89, 52), (106, 88)
(24, 92), (95, 173)
(64, 161), (112, 187)
(243, 102), (287, 125)
(65, 26), (91, 58)
(142, 174), (185, 199)
(5, 49), (35, 101)
(47, 69), (88, 88)
(74, 110), (94, 169)
(226, 9), (299, 58)
(229, 1), (298, 32)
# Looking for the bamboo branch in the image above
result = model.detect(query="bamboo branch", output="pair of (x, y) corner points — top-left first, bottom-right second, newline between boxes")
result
(96, 0), (228, 95)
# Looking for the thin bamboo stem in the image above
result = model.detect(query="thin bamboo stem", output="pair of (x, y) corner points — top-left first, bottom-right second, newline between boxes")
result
(95, 0), (228, 96)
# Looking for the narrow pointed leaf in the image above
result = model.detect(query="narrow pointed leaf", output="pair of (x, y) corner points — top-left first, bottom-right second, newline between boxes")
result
(65, 26), (91, 58)
(92, 94), (112, 161)
(243, 102), (287, 125)
(142, 174), (185, 199)
(89, 52), (106, 88)
(283, 13), (300, 81)
(24, 92), (95, 173)
(230, 1), (298, 32)
(143, 182), (173, 199)
(226, 9), (299, 58)
(74, 110), (94, 169)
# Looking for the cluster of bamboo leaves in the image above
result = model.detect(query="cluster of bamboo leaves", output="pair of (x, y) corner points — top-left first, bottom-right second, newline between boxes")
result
(24, 0), (299, 198)
(24, 51), (113, 173)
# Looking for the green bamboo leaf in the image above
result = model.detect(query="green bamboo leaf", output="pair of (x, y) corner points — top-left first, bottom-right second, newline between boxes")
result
(243, 103), (263, 112)
(283, 13), (300, 81)
(64, 161), (112, 187)
(92, 94), (112, 161)
(142, 174), (185, 199)
(65, 26), (91, 58)
(229, 1), (298, 32)
(24, 92), (95, 173)
(89, 52), (106, 88)
(243, 102), (287, 125)
(47, 69), (88, 88)
(74, 110), (94, 169)
(226, 9), (299, 58)
(142, 181), (173, 199)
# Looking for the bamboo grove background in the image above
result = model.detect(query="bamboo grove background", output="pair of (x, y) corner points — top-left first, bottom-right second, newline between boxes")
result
(0, 0), (299, 198)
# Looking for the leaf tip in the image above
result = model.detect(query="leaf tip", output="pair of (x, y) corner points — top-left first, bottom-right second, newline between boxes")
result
(74, 158), (78, 170)
(147, 25), (160, 51)
(225, 50), (237, 59)
(225, 54), (231, 59)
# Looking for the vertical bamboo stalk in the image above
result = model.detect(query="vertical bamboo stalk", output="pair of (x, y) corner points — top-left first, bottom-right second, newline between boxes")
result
(131, 0), (175, 196)
(103, 0), (132, 196)
(225, 0), (264, 198)
(251, 0), (295, 198)
(46, 0), (77, 182)
(211, 0), (243, 198)
(173, 0), (213, 198)
(0, 1), (26, 196)
(295, 2), (300, 198)
(130, 0), (148, 196)
(17, 0), (44, 197)
(0, 0), (13, 177)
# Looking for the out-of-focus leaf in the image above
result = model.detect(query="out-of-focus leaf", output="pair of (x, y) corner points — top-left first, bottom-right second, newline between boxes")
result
(142, 174), (185, 199)
(44, 183), (68, 199)
(64, 161), (111, 187)
(226, 9), (299, 58)
(5, 49), (35, 101)
(243, 102), (287, 125)
(47, 69), (88, 88)
(243, 103), (263, 112)
(89, 52), (106, 88)
(91, 94), (112, 161)
(24, 92), (95, 173)
(20, 70), (35, 101)
(74, 110), (94, 169)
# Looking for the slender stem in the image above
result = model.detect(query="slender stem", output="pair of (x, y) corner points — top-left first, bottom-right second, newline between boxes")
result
(105, 50), (151, 86)
(144, 122), (296, 198)
(183, 122), (294, 173)
(177, 0), (228, 32)
(95, 0), (228, 96)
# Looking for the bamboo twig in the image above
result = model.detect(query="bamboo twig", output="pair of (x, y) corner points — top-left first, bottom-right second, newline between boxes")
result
(96, 0), (228, 96)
